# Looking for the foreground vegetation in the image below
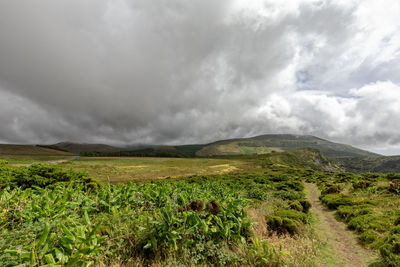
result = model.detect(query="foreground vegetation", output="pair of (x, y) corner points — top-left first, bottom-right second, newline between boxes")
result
(0, 160), (315, 266)
(1, 150), (399, 266)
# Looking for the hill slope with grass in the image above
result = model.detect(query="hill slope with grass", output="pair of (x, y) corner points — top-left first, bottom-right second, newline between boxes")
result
(0, 144), (72, 155)
(334, 155), (400, 173)
(195, 134), (378, 158)
(45, 142), (121, 154)
(263, 148), (340, 171)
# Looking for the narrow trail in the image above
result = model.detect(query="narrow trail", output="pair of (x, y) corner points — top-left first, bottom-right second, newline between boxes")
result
(12, 156), (79, 167)
(305, 183), (379, 267)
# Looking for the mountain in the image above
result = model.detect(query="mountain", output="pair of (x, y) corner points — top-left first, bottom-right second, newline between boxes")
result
(195, 134), (378, 158)
(44, 134), (378, 159)
(0, 144), (72, 155)
(44, 142), (121, 154)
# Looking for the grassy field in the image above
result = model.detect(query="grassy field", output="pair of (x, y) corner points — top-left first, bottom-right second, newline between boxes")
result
(61, 156), (251, 182)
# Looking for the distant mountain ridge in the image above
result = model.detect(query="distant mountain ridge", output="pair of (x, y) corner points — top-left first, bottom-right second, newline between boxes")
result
(194, 134), (378, 158)
(46, 134), (379, 159)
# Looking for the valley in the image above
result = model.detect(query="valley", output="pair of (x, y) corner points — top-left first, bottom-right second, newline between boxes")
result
(0, 134), (399, 266)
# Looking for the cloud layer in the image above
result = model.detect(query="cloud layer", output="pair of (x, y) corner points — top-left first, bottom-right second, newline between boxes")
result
(1, 0), (400, 154)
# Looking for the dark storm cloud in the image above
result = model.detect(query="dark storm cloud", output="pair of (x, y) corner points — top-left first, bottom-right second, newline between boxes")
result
(1, 0), (400, 154)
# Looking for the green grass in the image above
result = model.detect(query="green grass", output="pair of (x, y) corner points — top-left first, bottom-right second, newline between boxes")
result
(62, 156), (250, 182)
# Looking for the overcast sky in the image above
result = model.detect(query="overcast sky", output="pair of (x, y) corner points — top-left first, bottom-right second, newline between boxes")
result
(1, 0), (400, 155)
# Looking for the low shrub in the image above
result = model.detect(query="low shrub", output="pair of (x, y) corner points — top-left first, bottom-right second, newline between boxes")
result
(359, 230), (378, 244)
(319, 194), (353, 209)
(299, 200), (312, 213)
(276, 180), (304, 192)
(273, 191), (304, 200)
(321, 184), (342, 195)
(337, 205), (373, 222)
(276, 209), (308, 224)
(352, 180), (373, 190)
(388, 180), (400, 196)
(380, 226), (400, 266)
(288, 201), (303, 212)
(386, 173), (400, 181)
(395, 216), (400, 226)
(247, 188), (268, 201)
(266, 216), (298, 235)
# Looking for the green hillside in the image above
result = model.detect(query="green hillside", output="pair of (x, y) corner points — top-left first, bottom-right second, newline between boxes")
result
(195, 134), (378, 158)
(46, 142), (121, 154)
(335, 155), (400, 173)
(263, 148), (340, 171)
(0, 144), (72, 155)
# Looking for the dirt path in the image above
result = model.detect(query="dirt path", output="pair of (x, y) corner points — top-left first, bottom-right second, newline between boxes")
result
(305, 183), (379, 267)
(12, 156), (79, 167)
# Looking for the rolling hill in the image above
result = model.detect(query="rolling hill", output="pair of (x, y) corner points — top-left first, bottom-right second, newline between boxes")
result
(334, 155), (400, 173)
(195, 134), (378, 158)
(263, 148), (340, 171)
(44, 142), (121, 154)
(0, 144), (72, 155)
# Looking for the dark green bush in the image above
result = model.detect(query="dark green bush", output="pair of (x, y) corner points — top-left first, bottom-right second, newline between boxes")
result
(282, 218), (298, 235)
(299, 200), (312, 213)
(380, 226), (400, 266)
(267, 216), (282, 232)
(321, 184), (342, 195)
(266, 216), (299, 235)
(395, 216), (400, 226)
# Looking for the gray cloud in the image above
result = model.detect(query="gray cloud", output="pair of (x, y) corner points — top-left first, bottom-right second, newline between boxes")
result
(1, 0), (400, 154)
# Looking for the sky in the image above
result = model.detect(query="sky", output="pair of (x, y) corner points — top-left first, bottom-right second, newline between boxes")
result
(1, 0), (400, 155)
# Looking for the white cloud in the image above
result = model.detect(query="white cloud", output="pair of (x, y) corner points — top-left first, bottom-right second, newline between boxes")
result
(0, 0), (400, 153)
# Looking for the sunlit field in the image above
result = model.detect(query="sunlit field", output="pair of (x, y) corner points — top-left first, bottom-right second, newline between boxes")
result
(62, 157), (252, 182)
